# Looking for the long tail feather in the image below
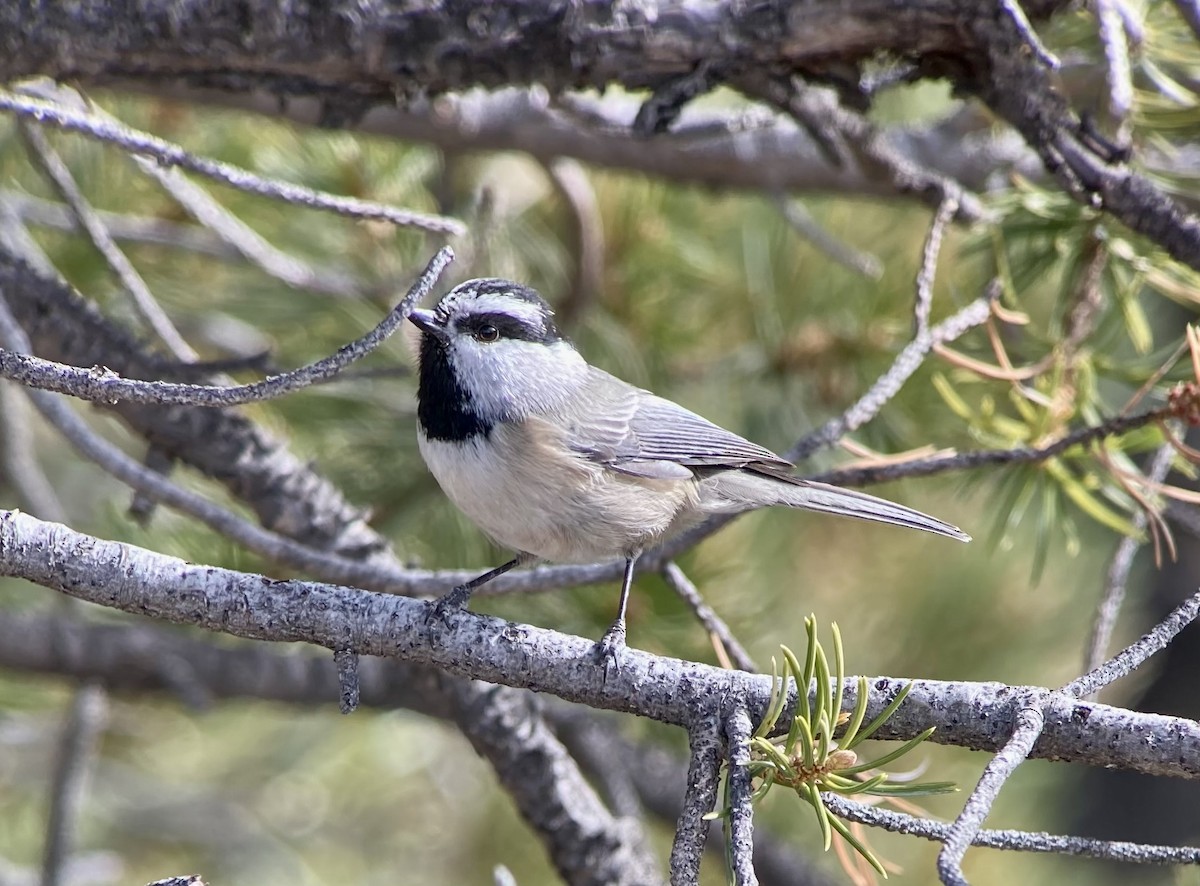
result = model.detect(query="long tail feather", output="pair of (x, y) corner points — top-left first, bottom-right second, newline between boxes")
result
(712, 471), (970, 541)
(781, 480), (970, 542)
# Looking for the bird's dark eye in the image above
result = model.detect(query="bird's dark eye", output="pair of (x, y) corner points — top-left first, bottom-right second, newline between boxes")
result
(474, 324), (500, 343)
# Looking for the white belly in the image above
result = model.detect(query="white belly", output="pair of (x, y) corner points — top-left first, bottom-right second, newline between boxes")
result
(418, 419), (698, 562)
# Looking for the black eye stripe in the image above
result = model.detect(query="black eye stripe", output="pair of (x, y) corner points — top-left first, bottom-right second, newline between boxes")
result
(460, 312), (560, 343)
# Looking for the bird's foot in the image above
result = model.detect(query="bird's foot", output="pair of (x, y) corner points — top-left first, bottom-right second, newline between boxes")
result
(425, 584), (472, 627)
(594, 619), (627, 677)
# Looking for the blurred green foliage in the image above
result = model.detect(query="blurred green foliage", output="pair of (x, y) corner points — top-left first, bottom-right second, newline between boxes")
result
(2, 3), (1200, 881)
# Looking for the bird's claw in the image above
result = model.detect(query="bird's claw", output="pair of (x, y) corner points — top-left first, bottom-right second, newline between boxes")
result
(425, 584), (471, 627)
(594, 621), (627, 676)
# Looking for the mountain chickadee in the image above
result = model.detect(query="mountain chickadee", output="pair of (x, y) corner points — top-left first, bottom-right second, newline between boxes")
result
(410, 278), (969, 659)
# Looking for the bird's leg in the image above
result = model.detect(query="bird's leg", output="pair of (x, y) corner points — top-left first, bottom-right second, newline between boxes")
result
(428, 553), (532, 624)
(596, 553), (639, 667)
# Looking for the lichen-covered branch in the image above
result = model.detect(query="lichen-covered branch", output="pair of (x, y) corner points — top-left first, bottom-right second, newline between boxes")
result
(3, 510), (1199, 779)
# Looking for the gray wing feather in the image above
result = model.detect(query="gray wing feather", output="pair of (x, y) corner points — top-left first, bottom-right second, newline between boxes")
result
(563, 368), (791, 475)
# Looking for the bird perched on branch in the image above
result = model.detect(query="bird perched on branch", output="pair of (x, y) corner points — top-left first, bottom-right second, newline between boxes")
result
(409, 278), (969, 662)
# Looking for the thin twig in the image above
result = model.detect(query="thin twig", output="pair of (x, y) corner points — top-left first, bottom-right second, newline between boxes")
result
(1065, 587), (1200, 699)
(0, 196), (57, 276)
(747, 76), (988, 222)
(809, 405), (1172, 487)
(669, 716), (724, 886)
(0, 289), (419, 591)
(0, 381), (65, 522)
(1084, 441), (1176, 684)
(130, 157), (367, 298)
(937, 701), (1046, 885)
(134, 153), (368, 297)
(998, 0), (1062, 70)
(1095, 0), (1135, 141)
(789, 283), (996, 462)
(0, 89), (465, 236)
(547, 158), (605, 327)
(632, 61), (724, 136)
(772, 196), (882, 280)
(662, 562), (757, 672)
(1, 189), (366, 297)
(937, 576), (1200, 879)
(41, 682), (108, 886)
(725, 707), (759, 886)
(3, 188), (245, 257)
(913, 192), (960, 337)
(0, 247), (453, 407)
(823, 793), (1200, 864)
(17, 119), (197, 360)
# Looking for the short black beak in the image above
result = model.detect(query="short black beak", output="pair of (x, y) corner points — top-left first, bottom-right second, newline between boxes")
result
(408, 308), (448, 342)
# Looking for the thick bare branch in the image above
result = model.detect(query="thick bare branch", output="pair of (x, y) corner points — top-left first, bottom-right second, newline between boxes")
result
(960, 2), (1200, 269)
(428, 673), (663, 886)
(0, 0), (1067, 98)
(0, 247), (393, 563)
(4, 510), (1200, 779)
(725, 708), (759, 886)
(0, 610), (837, 885)
(6, 0), (1198, 269)
(669, 716), (724, 885)
(4, 611), (1193, 877)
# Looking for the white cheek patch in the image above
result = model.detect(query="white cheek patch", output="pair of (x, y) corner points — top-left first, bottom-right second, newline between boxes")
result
(451, 339), (587, 421)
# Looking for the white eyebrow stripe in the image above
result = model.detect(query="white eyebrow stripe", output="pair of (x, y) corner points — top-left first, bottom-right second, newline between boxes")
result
(451, 292), (548, 326)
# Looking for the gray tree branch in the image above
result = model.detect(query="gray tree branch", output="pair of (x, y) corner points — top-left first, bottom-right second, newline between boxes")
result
(421, 671), (664, 886)
(2, 610), (1191, 878)
(4, 0), (1199, 269)
(3, 509), (1198, 780)
(0, 245), (394, 564)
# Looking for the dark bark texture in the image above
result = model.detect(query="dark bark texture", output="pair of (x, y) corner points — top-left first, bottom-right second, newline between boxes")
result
(5, 0), (1199, 270)
(1, 0), (1064, 98)
(0, 248), (391, 562)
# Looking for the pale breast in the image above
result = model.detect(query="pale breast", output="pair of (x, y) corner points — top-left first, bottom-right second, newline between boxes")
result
(418, 418), (698, 562)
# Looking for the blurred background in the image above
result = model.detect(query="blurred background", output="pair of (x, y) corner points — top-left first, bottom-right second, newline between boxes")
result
(2, 4), (1200, 884)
